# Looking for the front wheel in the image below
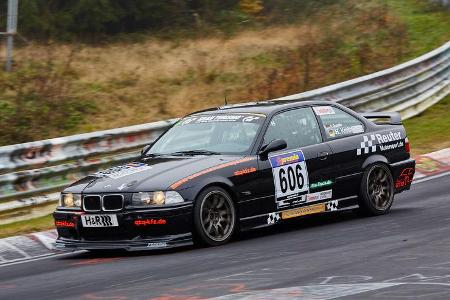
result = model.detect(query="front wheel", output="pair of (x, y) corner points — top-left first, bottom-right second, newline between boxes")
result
(193, 186), (237, 247)
(358, 163), (394, 216)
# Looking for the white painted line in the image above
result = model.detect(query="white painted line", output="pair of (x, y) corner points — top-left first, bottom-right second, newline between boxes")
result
(212, 282), (403, 299)
(412, 170), (450, 185)
(0, 251), (85, 268)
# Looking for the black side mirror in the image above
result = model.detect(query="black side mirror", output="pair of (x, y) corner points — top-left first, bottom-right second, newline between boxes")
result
(141, 144), (152, 156)
(258, 139), (287, 159)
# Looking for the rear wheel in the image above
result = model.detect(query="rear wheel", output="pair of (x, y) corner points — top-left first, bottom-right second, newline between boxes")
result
(358, 163), (394, 216)
(193, 186), (236, 246)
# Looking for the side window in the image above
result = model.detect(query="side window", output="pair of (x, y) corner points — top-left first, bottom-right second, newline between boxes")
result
(263, 107), (322, 150)
(313, 106), (364, 139)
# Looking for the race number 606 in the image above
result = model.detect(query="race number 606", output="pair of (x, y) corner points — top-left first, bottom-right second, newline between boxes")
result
(274, 161), (308, 198)
(278, 164), (305, 193)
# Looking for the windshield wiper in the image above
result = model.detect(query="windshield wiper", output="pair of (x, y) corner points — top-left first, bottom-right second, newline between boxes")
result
(143, 153), (166, 157)
(169, 150), (221, 156)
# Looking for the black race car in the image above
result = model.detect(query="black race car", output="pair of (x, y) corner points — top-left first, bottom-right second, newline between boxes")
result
(54, 101), (415, 251)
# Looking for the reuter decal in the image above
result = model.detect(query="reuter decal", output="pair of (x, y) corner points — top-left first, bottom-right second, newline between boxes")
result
(395, 168), (415, 189)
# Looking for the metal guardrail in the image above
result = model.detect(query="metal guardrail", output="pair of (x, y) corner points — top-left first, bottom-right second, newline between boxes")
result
(0, 120), (177, 208)
(276, 41), (450, 117)
(0, 41), (449, 212)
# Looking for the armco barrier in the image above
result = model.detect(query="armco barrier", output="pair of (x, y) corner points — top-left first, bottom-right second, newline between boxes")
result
(0, 41), (448, 213)
(2, 148), (450, 265)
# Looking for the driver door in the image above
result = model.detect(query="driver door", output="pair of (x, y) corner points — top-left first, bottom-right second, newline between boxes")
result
(255, 107), (334, 214)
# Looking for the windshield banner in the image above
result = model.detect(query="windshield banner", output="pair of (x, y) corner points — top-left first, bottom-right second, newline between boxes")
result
(179, 114), (265, 126)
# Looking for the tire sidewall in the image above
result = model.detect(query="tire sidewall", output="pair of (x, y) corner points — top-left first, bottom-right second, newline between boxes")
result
(359, 163), (394, 216)
(193, 186), (237, 246)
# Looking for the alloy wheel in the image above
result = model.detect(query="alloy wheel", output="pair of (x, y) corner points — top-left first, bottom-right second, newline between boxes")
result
(200, 191), (235, 242)
(367, 166), (393, 210)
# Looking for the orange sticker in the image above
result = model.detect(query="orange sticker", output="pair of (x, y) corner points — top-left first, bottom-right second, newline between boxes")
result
(134, 219), (167, 226)
(170, 157), (254, 189)
(234, 167), (257, 176)
(55, 220), (75, 228)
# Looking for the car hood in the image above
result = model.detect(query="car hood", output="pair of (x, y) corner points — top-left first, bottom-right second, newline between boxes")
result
(64, 155), (243, 194)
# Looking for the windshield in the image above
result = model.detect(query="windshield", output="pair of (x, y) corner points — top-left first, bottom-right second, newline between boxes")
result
(148, 113), (265, 155)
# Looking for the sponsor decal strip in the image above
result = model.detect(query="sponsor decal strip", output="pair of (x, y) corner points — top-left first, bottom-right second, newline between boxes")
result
(326, 124), (364, 138)
(267, 212), (281, 224)
(55, 221), (75, 228)
(313, 106), (335, 115)
(282, 203), (326, 219)
(357, 131), (403, 156)
(179, 113), (265, 126)
(310, 179), (333, 189)
(92, 162), (152, 179)
(234, 167), (257, 176)
(147, 242), (168, 248)
(134, 218), (167, 226)
(272, 197), (339, 222)
(306, 189), (333, 202)
(395, 168), (415, 189)
(169, 157), (254, 189)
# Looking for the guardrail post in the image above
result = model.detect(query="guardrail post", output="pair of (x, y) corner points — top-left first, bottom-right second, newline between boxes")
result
(5, 0), (19, 72)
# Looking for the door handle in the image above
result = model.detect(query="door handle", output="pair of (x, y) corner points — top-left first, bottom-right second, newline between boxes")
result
(318, 151), (329, 160)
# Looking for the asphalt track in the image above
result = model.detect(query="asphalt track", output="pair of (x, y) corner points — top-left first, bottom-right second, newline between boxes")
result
(1, 174), (449, 300)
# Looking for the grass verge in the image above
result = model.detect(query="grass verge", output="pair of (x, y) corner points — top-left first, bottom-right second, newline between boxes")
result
(404, 94), (450, 155)
(386, 0), (450, 58)
(0, 214), (54, 239)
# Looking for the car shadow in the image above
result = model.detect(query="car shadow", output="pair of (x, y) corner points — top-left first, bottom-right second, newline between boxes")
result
(60, 206), (416, 260)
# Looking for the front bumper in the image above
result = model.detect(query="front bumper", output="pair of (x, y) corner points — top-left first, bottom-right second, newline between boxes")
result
(53, 202), (193, 251)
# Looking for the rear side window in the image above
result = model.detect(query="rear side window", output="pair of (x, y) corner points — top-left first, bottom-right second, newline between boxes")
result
(313, 106), (364, 139)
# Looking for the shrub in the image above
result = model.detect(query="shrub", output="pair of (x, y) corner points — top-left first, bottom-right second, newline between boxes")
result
(0, 51), (95, 145)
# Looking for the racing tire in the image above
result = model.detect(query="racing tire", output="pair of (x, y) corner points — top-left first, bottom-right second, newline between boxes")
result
(193, 186), (237, 247)
(358, 163), (394, 216)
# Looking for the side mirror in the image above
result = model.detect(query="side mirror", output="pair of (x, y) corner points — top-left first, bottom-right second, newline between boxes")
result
(258, 139), (287, 159)
(141, 144), (152, 156)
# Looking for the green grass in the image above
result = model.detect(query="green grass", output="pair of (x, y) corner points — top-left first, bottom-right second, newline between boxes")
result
(0, 214), (54, 239)
(386, 0), (449, 155)
(386, 0), (450, 58)
(404, 94), (450, 155)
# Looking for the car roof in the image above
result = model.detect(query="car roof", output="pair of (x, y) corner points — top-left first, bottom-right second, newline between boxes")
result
(191, 100), (340, 116)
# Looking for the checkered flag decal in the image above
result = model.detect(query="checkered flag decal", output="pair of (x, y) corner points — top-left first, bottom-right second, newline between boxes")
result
(357, 135), (377, 156)
(326, 200), (339, 211)
(267, 212), (281, 224)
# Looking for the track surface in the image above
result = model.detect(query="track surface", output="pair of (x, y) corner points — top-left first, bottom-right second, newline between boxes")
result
(0, 174), (449, 300)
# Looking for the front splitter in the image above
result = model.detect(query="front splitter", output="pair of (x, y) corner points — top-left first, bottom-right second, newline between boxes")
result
(54, 232), (193, 251)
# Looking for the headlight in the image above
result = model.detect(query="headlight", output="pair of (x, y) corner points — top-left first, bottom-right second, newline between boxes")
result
(60, 193), (81, 208)
(131, 191), (184, 206)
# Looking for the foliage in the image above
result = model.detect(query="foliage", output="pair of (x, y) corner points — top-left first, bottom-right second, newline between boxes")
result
(386, 0), (450, 57)
(0, 51), (96, 145)
(0, 0), (448, 146)
(0, 0), (343, 41)
(246, 1), (411, 100)
(239, 0), (264, 16)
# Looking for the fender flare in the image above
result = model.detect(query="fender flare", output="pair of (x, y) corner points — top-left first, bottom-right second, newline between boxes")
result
(189, 175), (237, 203)
(362, 154), (389, 170)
